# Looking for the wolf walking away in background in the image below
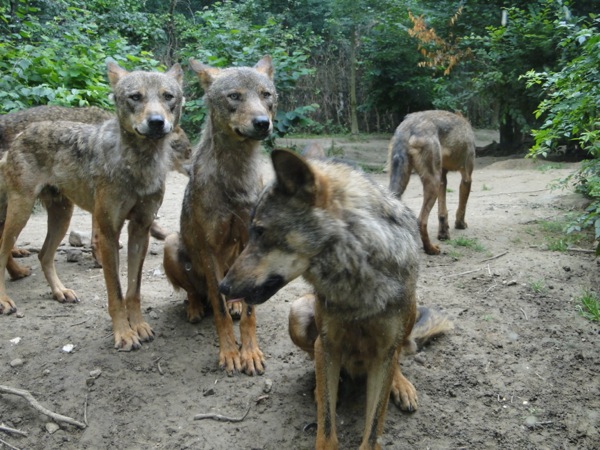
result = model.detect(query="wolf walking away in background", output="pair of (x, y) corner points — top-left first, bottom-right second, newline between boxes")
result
(388, 110), (475, 255)
(0, 61), (184, 352)
(220, 149), (452, 449)
(163, 56), (277, 376)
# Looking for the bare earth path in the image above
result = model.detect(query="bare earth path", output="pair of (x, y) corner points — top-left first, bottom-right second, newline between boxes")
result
(1, 134), (598, 449)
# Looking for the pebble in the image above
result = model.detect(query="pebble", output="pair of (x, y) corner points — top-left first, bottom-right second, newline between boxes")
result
(149, 310), (159, 320)
(413, 354), (426, 365)
(90, 369), (102, 379)
(68, 230), (89, 247)
(10, 358), (24, 368)
(263, 378), (273, 394)
(66, 249), (82, 262)
(45, 422), (60, 434)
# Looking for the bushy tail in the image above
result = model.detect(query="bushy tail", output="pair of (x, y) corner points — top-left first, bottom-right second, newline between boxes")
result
(406, 306), (453, 354)
(387, 132), (409, 197)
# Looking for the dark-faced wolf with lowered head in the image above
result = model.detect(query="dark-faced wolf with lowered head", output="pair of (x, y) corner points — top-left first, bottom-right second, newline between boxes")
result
(0, 61), (184, 352)
(163, 56), (276, 376)
(388, 110), (475, 255)
(219, 149), (453, 449)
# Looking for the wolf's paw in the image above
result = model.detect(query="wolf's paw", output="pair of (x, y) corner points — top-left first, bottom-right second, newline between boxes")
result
(219, 347), (243, 376)
(8, 264), (32, 280)
(455, 219), (468, 230)
(424, 244), (441, 255)
(0, 296), (17, 315)
(391, 372), (418, 412)
(240, 346), (265, 376)
(11, 247), (31, 258)
(186, 301), (205, 324)
(54, 289), (80, 303)
(114, 327), (142, 352)
(438, 230), (450, 241)
(131, 320), (155, 343)
(228, 300), (243, 320)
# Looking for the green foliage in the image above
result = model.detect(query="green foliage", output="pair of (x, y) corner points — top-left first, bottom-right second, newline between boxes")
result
(176, 0), (320, 140)
(0, 1), (159, 113)
(449, 236), (485, 252)
(524, 17), (600, 254)
(576, 290), (600, 322)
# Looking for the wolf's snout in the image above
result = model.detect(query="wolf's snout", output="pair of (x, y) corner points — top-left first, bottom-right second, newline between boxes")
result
(252, 116), (271, 132)
(147, 115), (166, 131)
(218, 279), (231, 296)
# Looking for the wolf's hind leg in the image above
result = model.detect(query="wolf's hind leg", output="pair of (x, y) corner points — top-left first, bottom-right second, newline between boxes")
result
(39, 193), (78, 303)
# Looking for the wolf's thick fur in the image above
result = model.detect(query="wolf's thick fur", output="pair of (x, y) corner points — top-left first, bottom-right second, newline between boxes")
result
(220, 149), (452, 449)
(0, 62), (184, 352)
(388, 110), (475, 255)
(0, 105), (191, 267)
(163, 56), (276, 376)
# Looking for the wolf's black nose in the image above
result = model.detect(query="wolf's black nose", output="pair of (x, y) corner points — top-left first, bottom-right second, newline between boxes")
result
(252, 116), (270, 132)
(219, 280), (231, 296)
(148, 115), (165, 131)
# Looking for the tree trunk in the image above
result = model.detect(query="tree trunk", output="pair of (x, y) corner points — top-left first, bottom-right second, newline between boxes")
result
(349, 27), (359, 135)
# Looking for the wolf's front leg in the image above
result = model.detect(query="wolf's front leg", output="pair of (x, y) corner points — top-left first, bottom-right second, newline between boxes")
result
(124, 219), (155, 343)
(239, 302), (265, 375)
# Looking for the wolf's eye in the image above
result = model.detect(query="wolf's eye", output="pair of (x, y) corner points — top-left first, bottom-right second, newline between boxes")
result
(251, 225), (265, 238)
(262, 91), (272, 99)
(163, 93), (174, 101)
(129, 93), (142, 101)
(228, 93), (241, 101)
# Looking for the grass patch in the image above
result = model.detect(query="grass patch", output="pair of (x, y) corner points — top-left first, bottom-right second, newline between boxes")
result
(482, 184), (492, 191)
(536, 162), (563, 172)
(449, 236), (485, 252)
(535, 215), (588, 252)
(576, 290), (600, 322)
(529, 279), (547, 295)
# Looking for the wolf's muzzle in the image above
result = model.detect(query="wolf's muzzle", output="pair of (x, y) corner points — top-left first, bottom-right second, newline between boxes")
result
(219, 274), (285, 305)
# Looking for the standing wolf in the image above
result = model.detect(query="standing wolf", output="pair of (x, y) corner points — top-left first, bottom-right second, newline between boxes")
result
(220, 149), (452, 449)
(0, 61), (184, 352)
(163, 56), (276, 376)
(0, 105), (192, 269)
(388, 110), (475, 255)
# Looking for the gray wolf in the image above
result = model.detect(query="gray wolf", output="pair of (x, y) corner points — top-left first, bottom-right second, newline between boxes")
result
(388, 110), (475, 255)
(0, 61), (184, 352)
(219, 149), (453, 449)
(163, 56), (277, 376)
(0, 105), (191, 268)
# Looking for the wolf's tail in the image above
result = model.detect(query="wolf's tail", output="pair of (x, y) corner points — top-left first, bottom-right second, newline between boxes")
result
(387, 131), (409, 197)
(406, 306), (453, 354)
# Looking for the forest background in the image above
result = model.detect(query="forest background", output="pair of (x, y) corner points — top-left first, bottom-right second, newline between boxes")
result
(0, 0), (598, 249)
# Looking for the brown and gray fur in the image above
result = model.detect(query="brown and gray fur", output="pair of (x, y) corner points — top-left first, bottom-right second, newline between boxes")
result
(0, 61), (184, 352)
(0, 105), (192, 267)
(388, 110), (475, 255)
(220, 149), (453, 450)
(163, 56), (276, 376)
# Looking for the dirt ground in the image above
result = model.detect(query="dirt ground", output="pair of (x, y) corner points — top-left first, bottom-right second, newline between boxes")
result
(1, 132), (598, 450)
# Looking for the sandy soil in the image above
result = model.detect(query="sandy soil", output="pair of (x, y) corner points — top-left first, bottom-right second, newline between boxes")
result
(1, 133), (598, 450)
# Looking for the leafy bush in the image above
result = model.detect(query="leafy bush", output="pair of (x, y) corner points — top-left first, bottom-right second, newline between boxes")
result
(176, 0), (321, 141)
(523, 17), (600, 254)
(0, 1), (159, 113)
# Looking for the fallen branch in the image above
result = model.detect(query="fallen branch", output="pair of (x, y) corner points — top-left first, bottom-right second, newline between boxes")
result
(0, 385), (86, 429)
(479, 251), (509, 263)
(194, 403), (251, 423)
(0, 425), (27, 437)
(566, 247), (596, 254)
(0, 437), (20, 450)
(440, 268), (482, 279)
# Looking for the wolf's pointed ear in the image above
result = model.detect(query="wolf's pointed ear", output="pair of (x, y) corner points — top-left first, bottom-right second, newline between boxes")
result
(106, 59), (129, 87)
(271, 149), (328, 206)
(254, 55), (274, 80)
(189, 58), (220, 91)
(166, 63), (184, 85)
